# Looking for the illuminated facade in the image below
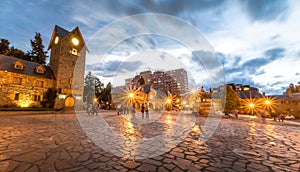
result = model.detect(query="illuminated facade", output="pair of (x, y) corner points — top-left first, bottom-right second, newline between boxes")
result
(129, 68), (188, 96)
(0, 25), (87, 109)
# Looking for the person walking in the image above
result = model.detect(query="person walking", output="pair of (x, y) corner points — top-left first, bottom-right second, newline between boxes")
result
(141, 104), (145, 118)
(145, 103), (149, 118)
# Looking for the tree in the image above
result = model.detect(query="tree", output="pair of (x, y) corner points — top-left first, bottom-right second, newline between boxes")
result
(0, 38), (10, 54)
(98, 82), (112, 106)
(6, 46), (27, 59)
(138, 76), (145, 86)
(42, 88), (57, 108)
(84, 72), (104, 104)
(27, 32), (48, 64)
(224, 85), (241, 113)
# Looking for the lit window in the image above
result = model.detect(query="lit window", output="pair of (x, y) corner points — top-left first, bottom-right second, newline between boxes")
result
(54, 36), (59, 44)
(72, 38), (79, 45)
(13, 61), (25, 70)
(13, 77), (22, 85)
(35, 80), (44, 87)
(70, 48), (78, 56)
(15, 64), (23, 69)
(35, 66), (45, 74)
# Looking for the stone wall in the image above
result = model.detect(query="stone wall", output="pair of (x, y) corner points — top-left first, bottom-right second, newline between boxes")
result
(0, 71), (55, 107)
(51, 30), (86, 109)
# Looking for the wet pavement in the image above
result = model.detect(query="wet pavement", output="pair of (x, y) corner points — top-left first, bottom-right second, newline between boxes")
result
(0, 110), (299, 172)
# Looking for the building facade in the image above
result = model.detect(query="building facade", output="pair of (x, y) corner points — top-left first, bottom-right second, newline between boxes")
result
(0, 25), (87, 109)
(129, 68), (188, 96)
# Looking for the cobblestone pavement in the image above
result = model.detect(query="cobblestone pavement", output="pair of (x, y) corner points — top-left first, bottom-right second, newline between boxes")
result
(0, 110), (299, 172)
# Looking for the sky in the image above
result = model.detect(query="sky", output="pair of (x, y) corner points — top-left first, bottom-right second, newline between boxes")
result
(1, 0), (300, 95)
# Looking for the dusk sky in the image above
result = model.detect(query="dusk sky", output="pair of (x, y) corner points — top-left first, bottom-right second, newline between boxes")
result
(1, 0), (300, 95)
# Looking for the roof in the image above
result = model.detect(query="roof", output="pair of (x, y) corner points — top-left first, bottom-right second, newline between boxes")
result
(237, 91), (263, 99)
(55, 25), (70, 38)
(0, 55), (55, 79)
(111, 86), (124, 94)
(48, 25), (88, 51)
(271, 94), (300, 102)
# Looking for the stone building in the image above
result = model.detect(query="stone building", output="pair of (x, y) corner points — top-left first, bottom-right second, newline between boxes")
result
(0, 25), (87, 109)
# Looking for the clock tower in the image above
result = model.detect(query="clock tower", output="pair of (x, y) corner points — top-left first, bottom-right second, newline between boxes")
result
(48, 25), (87, 109)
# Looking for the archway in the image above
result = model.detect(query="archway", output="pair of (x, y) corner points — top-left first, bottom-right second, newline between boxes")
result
(65, 97), (74, 107)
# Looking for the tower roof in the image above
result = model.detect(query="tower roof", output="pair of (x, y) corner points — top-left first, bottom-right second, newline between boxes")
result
(55, 25), (70, 38)
(48, 25), (88, 51)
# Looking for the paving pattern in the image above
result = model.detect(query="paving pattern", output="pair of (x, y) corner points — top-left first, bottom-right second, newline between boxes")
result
(0, 110), (299, 172)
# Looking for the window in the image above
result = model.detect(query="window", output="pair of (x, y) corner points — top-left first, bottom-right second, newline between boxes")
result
(34, 95), (42, 101)
(13, 61), (25, 70)
(70, 48), (78, 56)
(69, 78), (74, 85)
(35, 80), (44, 87)
(14, 93), (20, 100)
(54, 36), (59, 44)
(13, 77), (22, 85)
(35, 66), (45, 74)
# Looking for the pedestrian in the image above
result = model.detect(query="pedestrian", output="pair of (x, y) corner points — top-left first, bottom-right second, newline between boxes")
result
(141, 103), (145, 118)
(93, 103), (99, 116)
(234, 109), (238, 118)
(145, 103), (149, 118)
(87, 104), (92, 115)
(117, 104), (121, 115)
(279, 113), (285, 122)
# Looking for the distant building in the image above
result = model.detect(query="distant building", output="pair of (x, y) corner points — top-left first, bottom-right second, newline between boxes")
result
(166, 68), (188, 94)
(270, 82), (300, 118)
(0, 25), (87, 109)
(129, 68), (188, 96)
(211, 83), (263, 99)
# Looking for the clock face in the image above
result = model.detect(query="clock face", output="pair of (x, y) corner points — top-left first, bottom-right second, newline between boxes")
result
(72, 38), (79, 46)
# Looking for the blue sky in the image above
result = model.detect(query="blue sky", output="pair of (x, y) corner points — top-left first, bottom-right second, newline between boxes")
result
(1, 0), (299, 95)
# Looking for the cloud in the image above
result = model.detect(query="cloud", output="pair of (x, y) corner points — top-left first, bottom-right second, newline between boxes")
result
(264, 47), (285, 60)
(238, 47), (285, 75)
(86, 60), (142, 75)
(242, 0), (289, 21)
(2, 0), (300, 95)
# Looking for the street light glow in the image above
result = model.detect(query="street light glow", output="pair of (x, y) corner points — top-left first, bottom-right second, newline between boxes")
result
(191, 88), (197, 94)
(128, 93), (134, 98)
(167, 98), (172, 103)
(249, 103), (255, 108)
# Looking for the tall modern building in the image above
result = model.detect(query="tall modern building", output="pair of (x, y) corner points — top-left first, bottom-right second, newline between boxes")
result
(129, 68), (188, 96)
(166, 68), (188, 94)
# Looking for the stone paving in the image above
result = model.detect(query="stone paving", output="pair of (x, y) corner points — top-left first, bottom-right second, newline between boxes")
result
(0, 110), (299, 172)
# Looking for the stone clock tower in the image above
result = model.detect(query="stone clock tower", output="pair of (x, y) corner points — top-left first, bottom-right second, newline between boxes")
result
(48, 25), (87, 109)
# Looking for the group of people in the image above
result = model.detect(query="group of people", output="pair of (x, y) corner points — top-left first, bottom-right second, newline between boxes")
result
(87, 103), (99, 116)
